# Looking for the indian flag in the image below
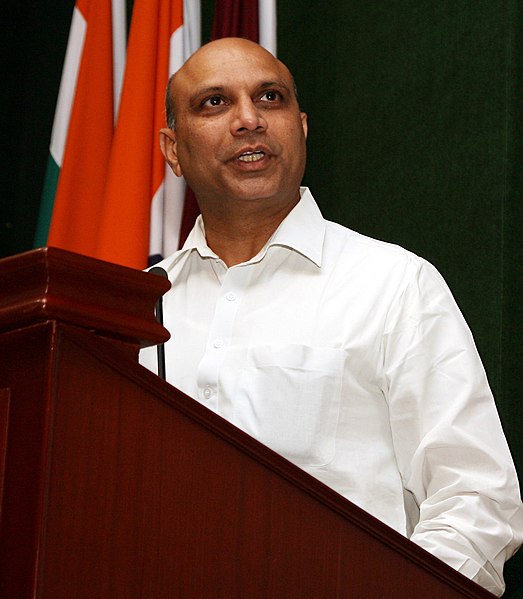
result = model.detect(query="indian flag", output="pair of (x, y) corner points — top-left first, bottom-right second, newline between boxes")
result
(96, 0), (201, 269)
(34, 0), (126, 254)
(36, 0), (275, 269)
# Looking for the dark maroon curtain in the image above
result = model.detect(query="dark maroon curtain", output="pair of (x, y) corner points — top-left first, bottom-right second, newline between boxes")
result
(211, 0), (259, 42)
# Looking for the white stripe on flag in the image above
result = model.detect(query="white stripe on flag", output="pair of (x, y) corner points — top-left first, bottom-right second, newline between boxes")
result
(183, 0), (201, 60)
(49, 7), (87, 166)
(259, 0), (277, 56)
(112, 0), (127, 120)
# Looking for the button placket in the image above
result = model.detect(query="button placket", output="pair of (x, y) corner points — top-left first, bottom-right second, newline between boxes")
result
(196, 266), (250, 411)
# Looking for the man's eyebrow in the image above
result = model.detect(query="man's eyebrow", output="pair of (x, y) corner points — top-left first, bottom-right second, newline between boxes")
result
(258, 80), (291, 92)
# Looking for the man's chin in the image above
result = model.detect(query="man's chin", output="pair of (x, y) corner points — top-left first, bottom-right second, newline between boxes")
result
(226, 180), (294, 204)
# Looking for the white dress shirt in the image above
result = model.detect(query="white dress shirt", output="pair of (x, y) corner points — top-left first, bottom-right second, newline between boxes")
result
(140, 187), (523, 595)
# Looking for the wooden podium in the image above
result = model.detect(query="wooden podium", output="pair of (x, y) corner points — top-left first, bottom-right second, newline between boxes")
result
(0, 248), (494, 598)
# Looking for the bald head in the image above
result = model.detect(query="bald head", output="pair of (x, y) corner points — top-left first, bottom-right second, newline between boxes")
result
(165, 38), (298, 130)
(159, 35), (307, 220)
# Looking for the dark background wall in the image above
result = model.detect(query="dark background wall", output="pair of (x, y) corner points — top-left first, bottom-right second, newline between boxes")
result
(2, 1), (522, 594)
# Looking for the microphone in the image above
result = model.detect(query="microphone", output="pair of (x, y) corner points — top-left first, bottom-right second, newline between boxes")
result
(148, 266), (169, 381)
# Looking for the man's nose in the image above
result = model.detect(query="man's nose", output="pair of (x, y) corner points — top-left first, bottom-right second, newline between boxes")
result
(230, 98), (267, 135)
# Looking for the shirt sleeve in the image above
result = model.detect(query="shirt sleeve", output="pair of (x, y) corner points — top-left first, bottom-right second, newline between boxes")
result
(381, 257), (523, 596)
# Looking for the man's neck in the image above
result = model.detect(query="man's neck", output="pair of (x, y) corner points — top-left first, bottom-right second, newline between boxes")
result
(200, 194), (300, 267)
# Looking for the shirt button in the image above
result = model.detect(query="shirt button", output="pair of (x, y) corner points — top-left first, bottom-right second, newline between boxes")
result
(203, 386), (213, 399)
(213, 338), (224, 348)
(225, 292), (236, 301)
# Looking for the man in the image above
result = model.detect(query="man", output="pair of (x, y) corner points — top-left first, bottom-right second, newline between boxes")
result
(140, 37), (522, 595)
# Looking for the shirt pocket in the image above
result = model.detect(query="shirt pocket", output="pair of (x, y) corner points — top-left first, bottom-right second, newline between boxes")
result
(231, 344), (344, 467)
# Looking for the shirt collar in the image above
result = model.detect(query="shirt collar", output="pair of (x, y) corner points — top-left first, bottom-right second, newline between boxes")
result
(166, 186), (326, 269)
(181, 214), (216, 259)
(265, 187), (325, 267)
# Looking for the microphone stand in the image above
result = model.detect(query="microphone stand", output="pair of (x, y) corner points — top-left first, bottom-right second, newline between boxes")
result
(148, 267), (168, 381)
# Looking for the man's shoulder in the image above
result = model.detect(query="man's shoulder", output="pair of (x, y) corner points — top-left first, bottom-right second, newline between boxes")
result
(323, 218), (424, 272)
(302, 189), (424, 274)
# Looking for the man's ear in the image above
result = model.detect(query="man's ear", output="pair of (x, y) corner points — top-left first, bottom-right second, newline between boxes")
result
(300, 112), (308, 140)
(159, 128), (182, 177)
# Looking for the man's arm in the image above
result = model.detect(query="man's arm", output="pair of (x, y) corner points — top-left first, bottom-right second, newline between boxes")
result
(382, 258), (523, 596)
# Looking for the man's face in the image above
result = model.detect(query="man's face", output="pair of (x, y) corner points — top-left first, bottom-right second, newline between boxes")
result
(161, 39), (308, 212)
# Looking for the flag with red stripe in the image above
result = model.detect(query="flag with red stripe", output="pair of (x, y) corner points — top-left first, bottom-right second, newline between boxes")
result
(35, 0), (126, 254)
(98, 0), (200, 269)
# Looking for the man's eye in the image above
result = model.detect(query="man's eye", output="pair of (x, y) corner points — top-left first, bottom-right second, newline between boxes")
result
(203, 96), (224, 107)
(260, 90), (281, 102)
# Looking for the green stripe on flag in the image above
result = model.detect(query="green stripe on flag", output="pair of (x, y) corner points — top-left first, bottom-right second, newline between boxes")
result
(34, 155), (60, 247)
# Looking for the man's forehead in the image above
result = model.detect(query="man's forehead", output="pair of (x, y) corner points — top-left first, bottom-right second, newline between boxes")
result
(172, 41), (290, 96)
(179, 72), (292, 98)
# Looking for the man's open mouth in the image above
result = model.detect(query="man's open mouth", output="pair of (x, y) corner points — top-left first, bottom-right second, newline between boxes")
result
(237, 151), (266, 163)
